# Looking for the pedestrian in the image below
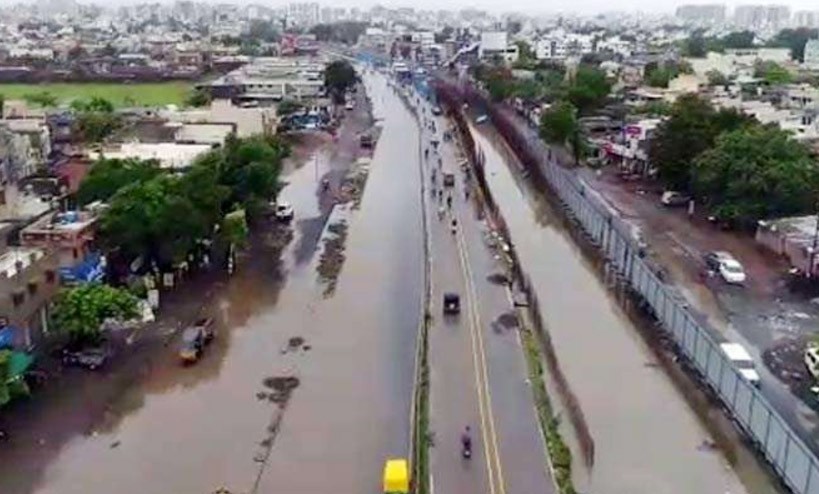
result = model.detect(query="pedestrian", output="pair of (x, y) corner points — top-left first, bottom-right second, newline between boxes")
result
(447, 195), (453, 209)
(450, 218), (457, 235)
(465, 187), (470, 200)
(438, 205), (445, 220)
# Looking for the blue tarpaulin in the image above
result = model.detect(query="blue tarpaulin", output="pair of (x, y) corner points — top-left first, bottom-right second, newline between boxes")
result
(59, 252), (104, 284)
(0, 327), (17, 349)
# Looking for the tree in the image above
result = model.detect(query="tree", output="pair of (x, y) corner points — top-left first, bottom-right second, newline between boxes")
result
(24, 91), (57, 108)
(769, 28), (819, 62)
(247, 19), (280, 43)
(683, 34), (707, 57)
(706, 70), (729, 86)
(721, 31), (755, 49)
(100, 175), (210, 268)
(755, 61), (792, 85)
(73, 111), (123, 143)
(52, 283), (139, 345)
(565, 66), (611, 115)
(692, 125), (819, 226)
(71, 96), (115, 113)
(324, 60), (357, 104)
(276, 99), (304, 116)
(540, 100), (578, 145)
(185, 88), (211, 108)
(514, 40), (536, 65)
(540, 100), (584, 164)
(77, 157), (163, 205)
(648, 94), (751, 191)
(309, 22), (367, 45)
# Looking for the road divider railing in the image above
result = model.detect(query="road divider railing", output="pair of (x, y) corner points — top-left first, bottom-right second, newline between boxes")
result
(395, 79), (432, 494)
(436, 77), (819, 494)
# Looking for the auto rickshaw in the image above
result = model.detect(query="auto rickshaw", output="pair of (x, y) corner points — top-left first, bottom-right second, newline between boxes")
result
(383, 458), (409, 494)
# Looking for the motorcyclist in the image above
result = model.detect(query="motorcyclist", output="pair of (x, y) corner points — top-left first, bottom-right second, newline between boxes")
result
(461, 426), (472, 455)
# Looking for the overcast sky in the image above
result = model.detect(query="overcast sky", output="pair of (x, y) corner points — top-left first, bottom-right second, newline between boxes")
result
(328, 0), (819, 15)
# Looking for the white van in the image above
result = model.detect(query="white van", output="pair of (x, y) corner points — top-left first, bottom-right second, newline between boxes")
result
(720, 342), (760, 387)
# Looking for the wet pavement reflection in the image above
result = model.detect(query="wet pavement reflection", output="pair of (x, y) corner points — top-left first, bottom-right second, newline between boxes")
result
(468, 126), (752, 494)
(21, 73), (423, 494)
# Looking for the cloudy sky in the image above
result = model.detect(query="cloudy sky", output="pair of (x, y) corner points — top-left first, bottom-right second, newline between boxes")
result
(339, 0), (819, 15)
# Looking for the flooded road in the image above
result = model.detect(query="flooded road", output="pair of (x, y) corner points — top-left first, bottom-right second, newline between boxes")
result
(21, 73), (423, 494)
(469, 126), (752, 494)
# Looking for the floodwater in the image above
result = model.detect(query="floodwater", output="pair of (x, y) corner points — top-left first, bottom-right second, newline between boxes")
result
(25, 73), (423, 494)
(469, 126), (752, 494)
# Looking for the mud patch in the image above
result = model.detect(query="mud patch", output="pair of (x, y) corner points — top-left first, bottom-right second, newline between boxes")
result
(317, 220), (349, 297)
(337, 160), (371, 209)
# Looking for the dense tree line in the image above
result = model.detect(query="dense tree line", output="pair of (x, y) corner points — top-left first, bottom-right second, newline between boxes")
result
(648, 94), (819, 227)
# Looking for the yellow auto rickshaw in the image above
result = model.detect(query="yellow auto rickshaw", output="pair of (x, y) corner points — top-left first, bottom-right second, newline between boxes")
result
(383, 458), (409, 494)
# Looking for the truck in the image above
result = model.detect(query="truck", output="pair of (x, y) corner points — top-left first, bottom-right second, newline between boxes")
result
(720, 342), (760, 387)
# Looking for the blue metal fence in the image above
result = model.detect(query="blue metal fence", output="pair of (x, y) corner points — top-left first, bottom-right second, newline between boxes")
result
(488, 119), (819, 494)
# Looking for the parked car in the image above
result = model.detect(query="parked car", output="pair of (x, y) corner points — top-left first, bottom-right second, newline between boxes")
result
(178, 320), (215, 364)
(345, 101), (355, 110)
(703, 251), (747, 284)
(62, 348), (109, 371)
(443, 293), (460, 314)
(431, 106), (443, 116)
(660, 191), (690, 207)
(475, 115), (488, 124)
(443, 173), (455, 187)
(273, 202), (294, 222)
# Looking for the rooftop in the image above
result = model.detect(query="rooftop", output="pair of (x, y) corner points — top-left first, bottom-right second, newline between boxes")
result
(0, 247), (46, 278)
(90, 142), (212, 169)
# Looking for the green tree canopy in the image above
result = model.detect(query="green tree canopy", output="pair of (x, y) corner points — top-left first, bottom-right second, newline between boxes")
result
(692, 125), (819, 226)
(721, 31), (756, 49)
(566, 66), (611, 115)
(185, 88), (211, 108)
(52, 283), (139, 345)
(77, 157), (163, 205)
(540, 100), (578, 145)
(706, 70), (729, 86)
(100, 175), (210, 268)
(71, 96), (115, 113)
(309, 22), (367, 44)
(24, 91), (57, 108)
(648, 94), (752, 191)
(276, 99), (304, 116)
(754, 61), (792, 85)
(323, 60), (357, 104)
(73, 111), (123, 143)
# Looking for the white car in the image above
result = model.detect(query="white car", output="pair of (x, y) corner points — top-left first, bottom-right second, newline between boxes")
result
(273, 202), (294, 222)
(720, 342), (760, 387)
(805, 343), (819, 379)
(704, 251), (746, 284)
(345, 101), (354, 110)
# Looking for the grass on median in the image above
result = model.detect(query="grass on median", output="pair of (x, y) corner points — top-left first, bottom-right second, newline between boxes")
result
(412, 312), (431, 494)
(0, 82), (192, 107)
(521, 327), (577, 494)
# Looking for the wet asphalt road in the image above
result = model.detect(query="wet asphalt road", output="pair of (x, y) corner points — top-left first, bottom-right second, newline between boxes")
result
(467, 124), (753, 494)
(411, 94), (554, 494)
(21, 73), (423, 494)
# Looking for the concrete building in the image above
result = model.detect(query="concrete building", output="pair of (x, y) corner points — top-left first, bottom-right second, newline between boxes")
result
(21, 210), (99, 273)
(794, 11), (819, 28)
(0, 246), (59, 348)
(89, 142), (212, 170)
(676, 4), (726, 23)
(535, 37), (567, 61)
(286, 2), (319, 28)
(479, 31), (518, 64)
(734, 4), (790, 30)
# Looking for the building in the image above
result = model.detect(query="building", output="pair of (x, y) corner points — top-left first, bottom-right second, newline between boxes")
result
(535, 37), (567, 61)
(734, 4), (790, 30)
(89, 142), (213, 170)
(479, 31), (518, 64)
(676, 4), (726, 23)
(20, 210), (99, 275)
(0, 246), (59, 348)
(805, 39), (819, 69)
(756, 216), (819, 276)
(794, 11), (819, 28)
(286, 2), (320, 28)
